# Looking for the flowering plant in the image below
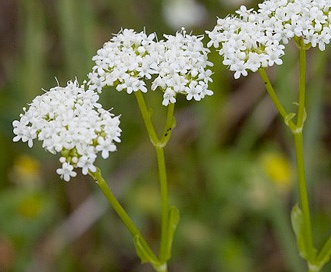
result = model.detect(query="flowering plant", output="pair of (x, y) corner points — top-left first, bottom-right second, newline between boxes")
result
(13, 28), (213, 272)
(13, 80), (121, 181)
(12, 0), (331, 271)
(208, 0), (331, 271)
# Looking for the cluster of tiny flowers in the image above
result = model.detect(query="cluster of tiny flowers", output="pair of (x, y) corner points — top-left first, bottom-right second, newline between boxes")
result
(152, 29), (213, 105)
(207, 6), (285, 79)
(207, 0), (331, 79)
(13, 80), (121, 181)
(88, 28), (213, 106)
(258, 0), (331, 50)
(88, 29), (159, 94)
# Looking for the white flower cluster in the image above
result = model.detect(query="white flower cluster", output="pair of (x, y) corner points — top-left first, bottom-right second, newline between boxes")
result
(258, 0), (331, 50)
(88, 28), (213, 106)
(13, 80), (121, 181)
(152, 30), (213, 105)
(207, 7), (285, 79)
(207, 0), (331, 79)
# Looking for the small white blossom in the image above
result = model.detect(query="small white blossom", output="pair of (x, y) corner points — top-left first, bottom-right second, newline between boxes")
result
(96, 136), (116, 159)
(56, 162), (77, 182)
(13, 80), (121, 181)
(88, 28), (213, 106)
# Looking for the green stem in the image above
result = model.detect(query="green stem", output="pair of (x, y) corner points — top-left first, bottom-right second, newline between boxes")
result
(258, 69), (296, 131)
(259, 42), (317, 269)
(160, 102), (176, 146)
(295, 45), (317, 269)
(135, 91), (159, 145)
(155, 146), (169, 262)
(134, 91), (176, 264)
(294, 43), (315, 263)
(89, 168), (158, 261)
(297, 46), (307, 130)
(293, 132), (315, 261)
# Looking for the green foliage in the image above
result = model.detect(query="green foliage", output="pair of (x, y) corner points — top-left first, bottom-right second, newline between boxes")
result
(1, 0), (331, 271)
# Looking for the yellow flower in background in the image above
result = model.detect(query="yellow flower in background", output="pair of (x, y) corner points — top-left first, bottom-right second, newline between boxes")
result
(10, 154), (42, 187)
(261, 152), (293, 192)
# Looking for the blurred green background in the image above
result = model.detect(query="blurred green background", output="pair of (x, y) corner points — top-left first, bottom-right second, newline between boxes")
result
(1, 0), (331, 271)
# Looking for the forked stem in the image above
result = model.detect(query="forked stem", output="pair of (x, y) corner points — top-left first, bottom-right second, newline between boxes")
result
(134, 91), (177, 267)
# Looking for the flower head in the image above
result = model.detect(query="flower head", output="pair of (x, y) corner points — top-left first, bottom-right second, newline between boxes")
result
(258, 0), (331, 50)
(207, 6), (285, 79)
(88, 28), (213, 106)
(13, 80), (121, 181)
(88, 29), (158, 94)
(207, 0), (331, 78)
(152, 29), (213, 105)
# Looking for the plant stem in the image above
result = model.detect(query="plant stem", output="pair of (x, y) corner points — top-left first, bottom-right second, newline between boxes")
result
(134, 91), (176, 264)
(259, 42), (317, 269)
(297, 46), (307, 130)
(89, 168), (158, 261)
(258, 68), (296, 131)
(160, 102), (175, 146)
(155, 146), (169, 262)
(135, 91), (159, 145)
(293, 132), (315, 260)
(294, 45), (315, 262)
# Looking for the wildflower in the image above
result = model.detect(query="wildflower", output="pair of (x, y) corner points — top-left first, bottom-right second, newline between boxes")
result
(88, 28), (213, 106)
(152, 29), (213, 105)
(207, 0), (331, 78)
(206, 7), (285, 79)
(258, 0), (331, 50)
(13, 80), (121, 181)
(88, 29), (158, 94)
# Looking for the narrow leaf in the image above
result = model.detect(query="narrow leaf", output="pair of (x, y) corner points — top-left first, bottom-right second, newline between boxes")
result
(291, 204), (308, 259)
(164, 206), (180, 261)
(133, 235), (159, 265)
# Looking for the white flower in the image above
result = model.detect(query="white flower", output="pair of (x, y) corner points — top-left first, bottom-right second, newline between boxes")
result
(13, 80), (122, 181)
(258, 0), (331, 49)
(207, 0), (331, 79)
(152, 28), (213, 105)
(162, 89), (177, 106)
(56, 162), (77, 182)
(96, 136), (116, 159)
(88, 29), (158, 95)
(76, 154), (97, 175)
(88, 28), (213, 106)
(207, 9), (285, 79)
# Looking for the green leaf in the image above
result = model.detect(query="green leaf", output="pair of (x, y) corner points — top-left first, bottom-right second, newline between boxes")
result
(133, 235), (159, 265)
(164, 206), (180, 261)
(291, 204), (309, 259)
